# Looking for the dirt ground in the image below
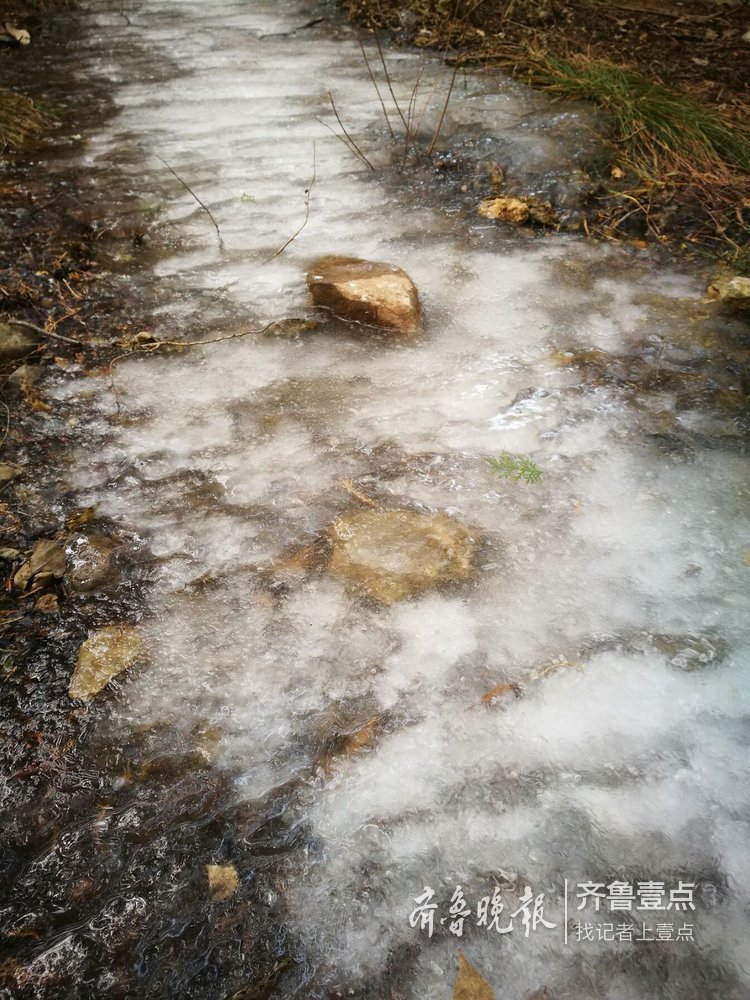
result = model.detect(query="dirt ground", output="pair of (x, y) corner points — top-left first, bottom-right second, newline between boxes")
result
(343, 0), (750, 257)
(344, 0), (750, 96)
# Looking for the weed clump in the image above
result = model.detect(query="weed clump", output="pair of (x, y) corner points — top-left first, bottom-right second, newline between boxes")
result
(487, 453), (543, 485)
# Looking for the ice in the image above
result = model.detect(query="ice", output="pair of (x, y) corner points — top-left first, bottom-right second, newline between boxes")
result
(51, 0), (750, 995)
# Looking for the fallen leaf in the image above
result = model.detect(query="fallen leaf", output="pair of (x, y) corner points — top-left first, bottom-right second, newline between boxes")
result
(35, 593), (58, 613)
(341, 716), (380, 755)
(13, 539), (66, 591)
(454, 952), (494, 1000)
(610, 165), (624, 180)
(65, 506), (97, 529)
(481, 682), (519, 707)
(68, 624), (148, 699)
(0, 463), (19, 485)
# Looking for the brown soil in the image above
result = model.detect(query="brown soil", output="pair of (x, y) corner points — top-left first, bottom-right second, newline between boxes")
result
(343, 0), (750, 258)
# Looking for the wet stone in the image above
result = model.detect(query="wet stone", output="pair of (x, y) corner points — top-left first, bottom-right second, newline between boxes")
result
(68, 623), (148, 700)
(327, 509), (478, 604)
(0, 321), (40, 364)
(653, 632), (729, 671)
(66, 532), (120, 592)
(307, 255), (422, 335)
(707, 275), (750, 310)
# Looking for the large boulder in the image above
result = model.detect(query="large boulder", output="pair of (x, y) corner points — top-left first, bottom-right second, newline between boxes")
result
(327, 509), (478, 604)
(68, 624), (148, 700)
(306, 255), (422, 335)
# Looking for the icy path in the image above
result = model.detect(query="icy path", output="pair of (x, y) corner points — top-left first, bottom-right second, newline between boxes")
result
(50, 0), (750, 995)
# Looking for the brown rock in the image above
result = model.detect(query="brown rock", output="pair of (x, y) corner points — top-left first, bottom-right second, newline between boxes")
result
(66, 533), (120, 592)
(479, 196), (529, 224)
(327, 509), (478, 604)
(68, 624), (148, 700)
(205, 864), (238, 902)
(307, 255), (422, 335)
(707, 274), (750, 310)
(478, 195), (558, 226)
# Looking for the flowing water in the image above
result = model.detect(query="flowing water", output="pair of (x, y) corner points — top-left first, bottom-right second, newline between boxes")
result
(11, 0), (750, 996)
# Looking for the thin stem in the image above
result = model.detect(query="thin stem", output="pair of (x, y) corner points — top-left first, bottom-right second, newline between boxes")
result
(153, 152), (223, 248)
(271, 143), (317, 258)
(358, 33), (395, 139)
(5, 318), (81, 345)
(427, 57), (462, 156)
(371, 27), (409, 132)
(327, 92), (376, 171)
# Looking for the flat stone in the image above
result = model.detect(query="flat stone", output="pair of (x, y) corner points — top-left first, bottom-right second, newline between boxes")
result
(68, 624), (148, 700)
(327, 509), (478, 604)
(0, 322), (40, 364)
(307, 255), (422, 335)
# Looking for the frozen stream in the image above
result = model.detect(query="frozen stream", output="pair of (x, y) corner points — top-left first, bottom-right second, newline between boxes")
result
(40, 0), (750, 996)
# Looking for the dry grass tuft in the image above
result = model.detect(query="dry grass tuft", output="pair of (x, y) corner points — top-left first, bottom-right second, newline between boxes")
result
(0, 89), (52, 149)
(529, 55), (750, 181)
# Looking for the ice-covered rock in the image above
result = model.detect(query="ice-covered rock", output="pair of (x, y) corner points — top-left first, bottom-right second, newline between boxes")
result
(69, 624), (148, 700)
(327, 509), (478, 604)
(306, 255), (422, 335)
(66, 533), (120, 592)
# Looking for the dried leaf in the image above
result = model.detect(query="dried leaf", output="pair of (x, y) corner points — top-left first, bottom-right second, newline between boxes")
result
(35, 593), (58, 613)
(481, 682), (519, 706)
(65, 506), (97, 529)
(341, 716), (380, 755)
(13, 538), (66, 591)
(454, 952), (494, 1000)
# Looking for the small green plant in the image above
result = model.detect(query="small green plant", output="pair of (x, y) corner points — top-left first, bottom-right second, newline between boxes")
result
(487, 452), (543, 484)
(237, 192), (255, 204)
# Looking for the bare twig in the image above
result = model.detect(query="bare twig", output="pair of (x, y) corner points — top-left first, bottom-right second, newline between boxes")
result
(427, 56), (462, 155)
(403, 64), (426, 164)
(358, 33), (396, 139)
(271, 143), (317, 258)
(371, 27), (410, 132)
(105, 322), (277, 414)
(327, 92), (376, 171)
(315, 116), (366, 167)
(153, 152), (223, 248)
(5, 318), (81, 346)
